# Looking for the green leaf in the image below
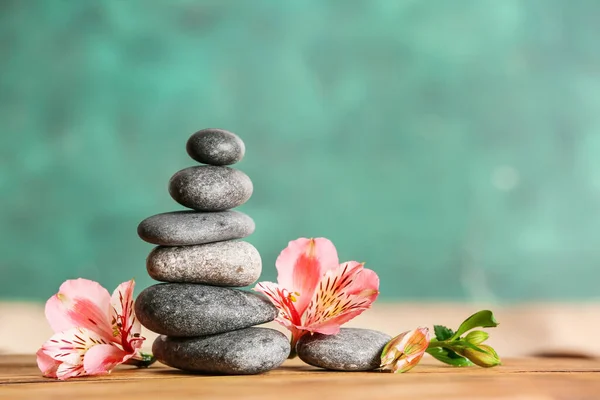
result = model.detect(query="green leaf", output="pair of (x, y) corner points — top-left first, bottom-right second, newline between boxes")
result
(433, 325), (454, 341)
(123, 352), (157, 368)
(426, 347), (474, 367)
(451, 310), (499, 340)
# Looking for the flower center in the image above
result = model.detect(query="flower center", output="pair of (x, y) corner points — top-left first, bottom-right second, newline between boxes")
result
(287, 291), (300, 303)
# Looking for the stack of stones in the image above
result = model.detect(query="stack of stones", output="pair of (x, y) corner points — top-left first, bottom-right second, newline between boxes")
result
(134, 128), (290, 375)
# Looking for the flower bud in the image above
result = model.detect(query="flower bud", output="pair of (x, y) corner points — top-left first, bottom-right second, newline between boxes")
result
(464, 330), (489, 345)
(462, 344), (501, 368)
(380, 327), (430, 373)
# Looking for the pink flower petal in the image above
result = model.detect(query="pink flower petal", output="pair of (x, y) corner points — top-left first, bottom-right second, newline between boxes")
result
(36, 348), (60, 379)
(110, 279), (143, 353)
(275, 238), (339, 315)
(311, 312), (362, 334)
(39, 327), (110, 368)
(39, 327), (115, 380)
(56, 362), (85, 380)
(45, 278), (114, 340)
(83, 344), (131, 375)
(302, 262), (379, 333)
(254, 281), (302, 326)
(346, 267), (380, 303)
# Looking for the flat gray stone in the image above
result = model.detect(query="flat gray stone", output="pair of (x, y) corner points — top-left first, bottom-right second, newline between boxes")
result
(297, 328), (391, 371)
(169, 166), (253, 211)
(137, 210), (254, 246)
(147, 241), (262, 287)
(134, 283), (277, 337)
(186, 128), (245, 166)
(153, 328), (290, 375)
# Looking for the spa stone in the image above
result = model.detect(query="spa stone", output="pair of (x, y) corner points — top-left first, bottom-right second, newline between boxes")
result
(186, 128), (245, 166)
(134, 283), (277, 337)
(137, 210), (255, 246)
(146, 241), (262, 287)
(297, 328), (391, 371)
(153, 328), (289, 375)
(168, 166), (253, 211)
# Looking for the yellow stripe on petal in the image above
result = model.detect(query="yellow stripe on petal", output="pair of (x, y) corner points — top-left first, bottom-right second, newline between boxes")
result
(305, 238), (317, 258)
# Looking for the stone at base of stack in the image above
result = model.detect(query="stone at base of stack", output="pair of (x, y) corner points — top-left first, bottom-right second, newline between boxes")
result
(135, 128), (288, 375)
(153, 328), (290, 375)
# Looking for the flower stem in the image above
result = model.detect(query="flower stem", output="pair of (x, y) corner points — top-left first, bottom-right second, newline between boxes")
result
(427, 340), (452, 349)
(427, 339), (475, 355)
(288, 347), (298, 359)
(426, 339), (465, 354)
(288, 335), (299, 359)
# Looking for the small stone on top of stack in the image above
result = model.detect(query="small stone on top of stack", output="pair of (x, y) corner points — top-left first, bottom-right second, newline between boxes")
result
(135, 128), (289, 375)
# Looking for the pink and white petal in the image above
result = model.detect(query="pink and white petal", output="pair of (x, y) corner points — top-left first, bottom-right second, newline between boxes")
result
(277, 238), (340, 284)
(40, 327), (111, 367)
(110, 279), (143, 351)
(346, 267), (380, 303)
(307, 323), (342, 336)
(45, 296), (115, 341)
(274, 316), (295, 330)
(303, 262), (377, 330)
(56, 362), (86, 380)
(275, 238), (339, 315)
(45, 279), (114, 339)
(83, 344), (131, 375)
(302, 262), (363, 325)
(110, 280), (135, 327)
(59, 279), (112, 311)
(36, 348), (60, 378)
(254, 281), (285, 308)
(45, 296), (79, 333)
(254, 281), (303, 327)
(127, 328), (144, 353)
(310, 307), (369, 335)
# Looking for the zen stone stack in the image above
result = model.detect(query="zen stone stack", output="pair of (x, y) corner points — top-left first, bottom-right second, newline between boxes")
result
(135, 128), (290, 375)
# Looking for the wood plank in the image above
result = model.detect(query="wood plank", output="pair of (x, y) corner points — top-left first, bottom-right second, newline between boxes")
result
(1, 355), (599, 400)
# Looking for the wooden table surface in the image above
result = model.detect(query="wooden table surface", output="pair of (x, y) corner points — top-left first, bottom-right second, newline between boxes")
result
(1, 355), (599, 400)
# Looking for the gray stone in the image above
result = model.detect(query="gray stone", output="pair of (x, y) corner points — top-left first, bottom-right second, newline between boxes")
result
(137, 210), (254, 246)
(186, 128), (245, 166)
(147, 241), (262, 287)
(153, 328), (290, 375)
(169, 166), (253, 211)
(134, 283), (277, 337)
(296, 328), (391, 371)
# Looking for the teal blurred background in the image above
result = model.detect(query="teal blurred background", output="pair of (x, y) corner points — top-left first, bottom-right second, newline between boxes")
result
(2, 0), (599, 302)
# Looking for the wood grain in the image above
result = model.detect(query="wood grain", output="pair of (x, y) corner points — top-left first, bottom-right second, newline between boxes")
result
(1, 355), (599, 400)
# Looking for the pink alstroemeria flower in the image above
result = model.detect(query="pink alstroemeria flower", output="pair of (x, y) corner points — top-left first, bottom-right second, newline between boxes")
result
(254, 238), (379, 351)
(36, 278), (145, 380)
